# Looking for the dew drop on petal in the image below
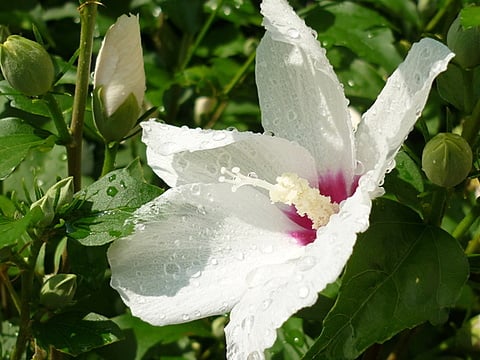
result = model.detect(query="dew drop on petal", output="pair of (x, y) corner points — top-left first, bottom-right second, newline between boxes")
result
(182, 313), (190, 321)
(135, 223), (146, 231)
(213, 132), (227, 141)
(298, 286), (310, 299)
(262, 298), (272, 309)
(210, 258), (218, 265)
(247, 351), (262, 360)
(287, 28), (300, 39)
(241, 315), (254, 331)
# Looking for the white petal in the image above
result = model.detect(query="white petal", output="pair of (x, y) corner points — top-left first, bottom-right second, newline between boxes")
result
(142, 120), (318, 187)
(355, 38), (454, 181)
(224, 172), (376, 360)
(107, 183), (306, 326)
(256, 0), (355, 184)
(94, 14), (145, 115)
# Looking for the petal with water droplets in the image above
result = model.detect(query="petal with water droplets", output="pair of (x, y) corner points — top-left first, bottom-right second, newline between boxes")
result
(224, 173), (375, 359)
(355, 38), (454, 181)
(107, 183), (306, 326)
(256, 0), (355, 189)
(142, 120), (318, 188)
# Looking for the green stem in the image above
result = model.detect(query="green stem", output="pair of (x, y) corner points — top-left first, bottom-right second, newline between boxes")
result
(0, 268), (21, 314)
(205, 51), (256, 129)
(67, 1), (98, 192)
(424, 0), (455, 33)
(10, 237), (42, 360)
(462, 96), (480, 146)
(43, 93), (72, 145)
(179, 0), (225, 71)
(424, 188), (447, 226)
(452, 201), (480, 241)
(101, 142), (119, 176)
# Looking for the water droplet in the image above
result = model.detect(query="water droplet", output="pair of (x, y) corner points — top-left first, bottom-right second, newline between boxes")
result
(247, 351), (262, 360)
(210, 258), (218, 265)
(159, 314), (166, 320)
(182, 313), (190, 321)
(191, 270), (202, 278)
(354, 160), (365, 175)
(108, 174), (116, 182)
(414, 72), (422, 85)
(106, 186), (118, 197)
(119, 180), (126, 189)
(213, 132), (227, 141)
(262, 299), (272, 309)
(226, 126), (237, 132)
(298, 256), (316, 271)
(235, 252), (245, 261)
(241, 315), (254, 331)
(191, 184), (201, 195)
(310, 29), (318, 39)
(194, 310), (201, 317)
(287, 110), (298, 121)
(135, 223), (145, 231)
(164, 263), (180, 275)
(247, 172), (258, 178)
(298, 286), (310, 298)
(263, 130), (275, 136)
(347, 79), (355, 87)
(287, 28), (300, 39)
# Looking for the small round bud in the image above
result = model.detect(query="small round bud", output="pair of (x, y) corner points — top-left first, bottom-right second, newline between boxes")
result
(422, 133), (472, 187)
(447, 15), (480, 69)
(0, 35), (54, 96)
(39, 274), (77, 310)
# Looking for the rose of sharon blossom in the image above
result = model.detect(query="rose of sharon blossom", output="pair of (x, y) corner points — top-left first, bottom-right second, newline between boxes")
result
(107, 0), (454, 359)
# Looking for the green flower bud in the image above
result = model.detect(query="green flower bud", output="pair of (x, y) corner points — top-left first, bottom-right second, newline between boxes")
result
(40, 274), (77, 310)
(30, 177), (73, 226)
(93, 14), (145, 143)
(447, 15), (480, 69)
(422, 133), (472, 187)
(0, 35), (54, 96)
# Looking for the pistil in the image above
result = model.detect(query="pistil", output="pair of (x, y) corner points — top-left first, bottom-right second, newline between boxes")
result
(219, 167), (338, 229)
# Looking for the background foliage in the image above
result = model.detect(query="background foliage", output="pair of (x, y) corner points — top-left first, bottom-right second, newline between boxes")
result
(1, 0), (480, 359)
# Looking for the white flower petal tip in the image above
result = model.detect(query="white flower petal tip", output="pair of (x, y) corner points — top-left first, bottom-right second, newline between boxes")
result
(94, 13), (145, 116)
(108, 1), (455, 360)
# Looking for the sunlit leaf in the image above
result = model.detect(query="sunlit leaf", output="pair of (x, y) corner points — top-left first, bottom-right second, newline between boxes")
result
(0, 117), (54, 180)
(304, 199), (469, 360)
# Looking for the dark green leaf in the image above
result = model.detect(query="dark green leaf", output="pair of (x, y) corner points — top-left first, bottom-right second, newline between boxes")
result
(384, 151), (425, 211)
(0, 117), (54, 180)
(66, 159), (163, 246)
(34, 312), (123, 356)
(306, 2), (402, 72)
(303, 199), (469, 360)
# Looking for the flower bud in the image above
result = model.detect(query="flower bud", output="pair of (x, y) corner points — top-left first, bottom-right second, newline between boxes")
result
(93, 14), (145, 143)
(30, 177), (73, 226)
(40, 274), (77, 310)
(0, 35), (54, 96)
(422, 133), (472, 187)
(447, 14), (480, 69)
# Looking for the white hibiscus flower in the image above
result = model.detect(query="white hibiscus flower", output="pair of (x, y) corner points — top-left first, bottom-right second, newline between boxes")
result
(107, 0), (453, 359)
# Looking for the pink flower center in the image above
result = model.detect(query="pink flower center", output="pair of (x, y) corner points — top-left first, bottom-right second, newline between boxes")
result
(287, 172), (359, 246)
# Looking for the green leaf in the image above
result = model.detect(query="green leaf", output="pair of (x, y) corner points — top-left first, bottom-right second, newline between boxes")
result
(33, 312), (123, 356)
(303, 199), (469, 360)
(384, 151), (425, 211)
(0, 207), (42, 250)
(112, 313), (211, 360)
(0, 117), (54, 180)
(306, 2), (402, 72)
(0, 321), (19, 359)
(66, 159), (163, 246)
